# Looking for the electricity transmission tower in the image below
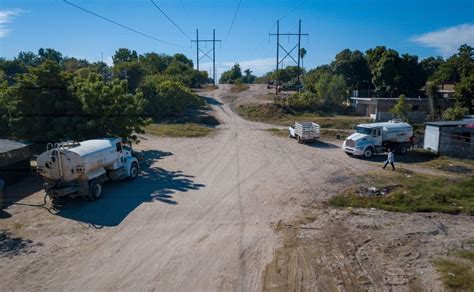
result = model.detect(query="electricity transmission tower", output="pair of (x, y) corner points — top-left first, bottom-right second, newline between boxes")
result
(269, 19), (308, 93)
(192, 29), (221, 86)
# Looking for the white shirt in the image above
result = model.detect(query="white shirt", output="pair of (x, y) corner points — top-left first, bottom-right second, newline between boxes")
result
(387, 152), (394, 163)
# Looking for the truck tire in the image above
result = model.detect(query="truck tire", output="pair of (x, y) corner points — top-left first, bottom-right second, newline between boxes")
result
(363, 147), (374, 159)
(399, 143), (408, 155)
(129, 162), (139, 180)
(88, 179), (103, 200)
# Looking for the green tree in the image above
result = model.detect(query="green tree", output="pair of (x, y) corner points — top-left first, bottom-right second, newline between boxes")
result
(242, 69), (256, 84)
(442, 103), (469, 121)
(62, 57), (90, 72)
(16, 51), (39, 67)
(371, 49), (400, 96)
(113, 61), (145, 93)
(390, 95), (409, 121)
(274, 66), (303, 83)
(454, 74), (474, 111)
(38, 48), (63, 63)
(219, 63), (243, 84)
(8, 60), (84, 142)
(332, 49), (371, 90)
(112, 48), (138, 65)
(139, 52), (172, 74)
(140, 77), (203, 116)
(420, 56), (444, 80)
(72, 72), (149, 140)
(397, 53), (425, 97)
(299, 48), (307, 68)
(302, 65), (331, 93)
(435, 45), (473, 84)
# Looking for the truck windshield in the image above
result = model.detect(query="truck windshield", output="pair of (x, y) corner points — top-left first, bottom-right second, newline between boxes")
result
(355, 126), (372, 135)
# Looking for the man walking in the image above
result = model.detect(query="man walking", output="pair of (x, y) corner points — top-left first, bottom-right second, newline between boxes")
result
(383, 149), (395, 171)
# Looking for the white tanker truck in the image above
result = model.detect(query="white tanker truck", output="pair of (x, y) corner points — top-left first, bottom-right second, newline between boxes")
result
(36, 138), (140, 200)
(343, 121), (413, 158)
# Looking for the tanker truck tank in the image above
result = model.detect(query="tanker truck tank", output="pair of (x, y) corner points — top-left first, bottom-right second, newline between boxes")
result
(36, 138), (140, 200)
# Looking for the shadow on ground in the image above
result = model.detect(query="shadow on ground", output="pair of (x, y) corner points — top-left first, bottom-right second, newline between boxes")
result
(203, 96), (223, 106)
(1, 175), (43, 209)
(306, 140), (340, 149)
(368, 150), (439, 164)
(53, 150), (205, 227)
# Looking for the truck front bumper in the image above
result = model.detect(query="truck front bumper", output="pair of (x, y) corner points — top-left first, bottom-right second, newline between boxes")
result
(343, 146), (363, 156)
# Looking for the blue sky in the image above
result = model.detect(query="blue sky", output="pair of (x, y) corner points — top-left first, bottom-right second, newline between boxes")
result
(1, 0), (473, 78)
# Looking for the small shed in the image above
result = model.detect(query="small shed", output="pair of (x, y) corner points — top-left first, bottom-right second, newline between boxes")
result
(424, 120), (474, 159)
(0, 139), (32, 186)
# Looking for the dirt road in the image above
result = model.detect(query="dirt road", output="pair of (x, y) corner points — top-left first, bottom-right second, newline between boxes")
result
(1, 85), (473, 291)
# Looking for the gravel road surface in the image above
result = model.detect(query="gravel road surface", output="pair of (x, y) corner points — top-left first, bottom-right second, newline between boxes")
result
(1, 85), (472, 291)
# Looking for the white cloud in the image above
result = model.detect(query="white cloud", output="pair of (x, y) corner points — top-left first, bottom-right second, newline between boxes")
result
(410, 24), (474, 57)
(104, 56), (114, 66)
(0, 9), (23, 38)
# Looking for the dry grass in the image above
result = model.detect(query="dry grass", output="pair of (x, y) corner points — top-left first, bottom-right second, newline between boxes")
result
(329, 170), (474, 215)
(230, 83), (250, 93)
(145, 123), (216, 138)
(236, 103), (370, 129)
(265, 128), (288, 138)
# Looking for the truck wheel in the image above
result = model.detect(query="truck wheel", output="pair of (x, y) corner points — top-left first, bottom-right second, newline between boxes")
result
(88, 179), (103, 200)
(399, 144), (408, 155)
(363, 147), (374, 159)
(129, 162), (139, 180)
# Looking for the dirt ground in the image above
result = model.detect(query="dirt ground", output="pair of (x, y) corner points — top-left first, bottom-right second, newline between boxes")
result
(1, 85), (473, 291)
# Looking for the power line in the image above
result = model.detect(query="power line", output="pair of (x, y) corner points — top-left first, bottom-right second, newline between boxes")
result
(267, 0), (307, 35)
(63, 0), (186, 48)
(150, 0), (192, 40)
(225, 0), (242, 41)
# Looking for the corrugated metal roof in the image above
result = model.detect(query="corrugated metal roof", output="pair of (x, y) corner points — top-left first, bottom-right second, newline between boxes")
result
(0, 139), (30, 154)
(357, 122), (412, 129)
(425, 120), (474, 127)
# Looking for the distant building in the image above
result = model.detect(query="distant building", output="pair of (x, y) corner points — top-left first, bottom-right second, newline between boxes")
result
(0, 140), (32, 186)
(423, 120), (474, 159)
(350, 85), (456, 122)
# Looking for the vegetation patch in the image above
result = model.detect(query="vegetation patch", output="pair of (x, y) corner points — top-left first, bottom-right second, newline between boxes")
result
(433, 258), (474, 290)
(236, 103), (370, 129)
(230, 83), (250, 93)
(145, 123), (216, 138)
(329, 171), (474, 215)
(265, 128), (288, 137)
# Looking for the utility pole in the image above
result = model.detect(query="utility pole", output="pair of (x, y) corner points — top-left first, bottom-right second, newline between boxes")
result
(191, 29), (221, 86)
(297, 19), (301, 89)
(276, 20), (279, 94)
(213, 29), (216, 87)
(196, 29), (199, 71)
(269, 19), (308, 93)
